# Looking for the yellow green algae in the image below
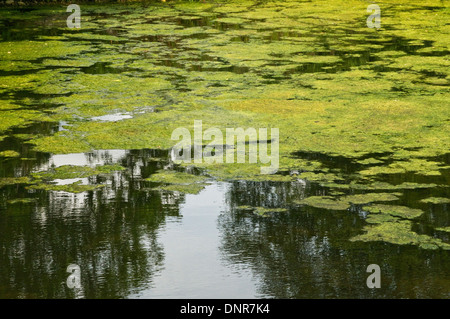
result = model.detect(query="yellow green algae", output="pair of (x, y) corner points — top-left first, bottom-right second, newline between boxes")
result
(362, 204), (424, 220)
(419, 197), (450, 204)
(351, 219), (450, 250)
(296, 196), (350, 211)
(340, 193), (400, 205)
(0, 176), (32, 188)
(27, 180), (105, 194)
(32, 164), (126, 181)
(146, 170), (209, 194)
(0, 165), (124, 194)
(436, 227), (450, 233)
(1, 0), (449, 250)
(237, 205), (288, 217)
(296, 192), (400, 211)
(0, 150), (20, 157)
(6, 198), (36, 205)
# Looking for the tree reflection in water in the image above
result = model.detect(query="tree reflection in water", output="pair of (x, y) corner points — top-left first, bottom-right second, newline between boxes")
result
(0, 149), (182, 298)
(218, 180), (450, 298)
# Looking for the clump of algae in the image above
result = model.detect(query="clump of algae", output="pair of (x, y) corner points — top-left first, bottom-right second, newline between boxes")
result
(237, 205), (287, 217)
(362, 204), (424, 219)
(32, 164), (125, 181)
(420, 197), (450, 204)
(2, 0), (450, 250)
(146, 170), (209, 194)
(0, 150), (20, 157)
(340, 193), (400, 205)
(7, 198), (36, 205)
(351, 219), (450, 250)
(295, 196), (350, 211)
(296, 192), (400, 211)
(27, 180), (105, 194)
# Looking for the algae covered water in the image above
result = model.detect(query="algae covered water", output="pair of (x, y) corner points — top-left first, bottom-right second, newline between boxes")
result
(0, 0), (449, 298)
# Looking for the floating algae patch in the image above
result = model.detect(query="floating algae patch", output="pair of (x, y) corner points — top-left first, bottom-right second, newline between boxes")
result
(32, 164), (125, 181)
(237, 205), (287, 217)
(359, 159), (449, 176)
(351, 219), (450, 250)
(340, 193), (400, 205)
(364, 213), (399, 225)
(420, 197), (450, 204)
(39, 73), (171, 119)
(363, 204), (424, 220)
(27, 180), (105, 194)
(0, 110), (43, 133)
(436, 227), (450, 233)
(0, 177), (32, 188)
(13, 0), (450, 189)
(0, 150), (20, 158)
(146, 170), (209, 194)
(297, 171), (344, 183)
(254, 207), (288, 217)
(146, 170), (208, 184)
(152, 183), (206, 195)
(0, 41), (91, 61)
(356, 158), (384, 165)
(7, 198), (37, 205)
(295, 196), (350, 211)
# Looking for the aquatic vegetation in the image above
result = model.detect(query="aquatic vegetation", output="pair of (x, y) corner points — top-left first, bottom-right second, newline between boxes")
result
(7, 198), (36, 205)
(296, 192), (400, 211)
(356, 158), (384, 165)
(351, 219), (450, 250)
(152, 183), (206, 195)
(436, 227), (450, 233)
(359, 159), (449, 176)
(32, 164), (125, 181)
(146, 170), (209, 194)
(254, 207), (288, 217)
(146, 170), (207, 184)
(237, 205), (287, 217)
(0, 176), (32, 188)
(27, 180), (105, 193)
(0, 41), (91, 61)
(296, 196), (350, 211)
(362, 204), (424, 220)
(1, 0), (449, 252)
(0, 150), (20, 157)
(0, 109), (43, 133)
(420, 197), (450, 204)
(341, 193), (400, 205)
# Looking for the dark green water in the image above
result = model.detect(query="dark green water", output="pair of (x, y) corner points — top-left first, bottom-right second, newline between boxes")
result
(0, 2), (449, 299)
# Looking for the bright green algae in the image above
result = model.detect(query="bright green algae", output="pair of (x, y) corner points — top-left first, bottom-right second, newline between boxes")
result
(1, 0), (449, 249)
(146, 170), (209, 194)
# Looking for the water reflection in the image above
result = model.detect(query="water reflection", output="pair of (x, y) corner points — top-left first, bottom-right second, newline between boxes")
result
(218, 181), (450, 298)
(0, 148), (449, 298)
(0, 149), (180, 298)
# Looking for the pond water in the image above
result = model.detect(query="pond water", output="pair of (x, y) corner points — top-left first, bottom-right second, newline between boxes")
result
(0, 1), (449, 299)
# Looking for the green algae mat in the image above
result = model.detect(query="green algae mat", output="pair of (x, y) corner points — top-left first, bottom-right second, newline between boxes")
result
(0, 0), (449, 298)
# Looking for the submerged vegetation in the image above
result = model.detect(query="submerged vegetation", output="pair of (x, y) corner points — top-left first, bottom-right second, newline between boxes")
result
(0, 0), (449, 261)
